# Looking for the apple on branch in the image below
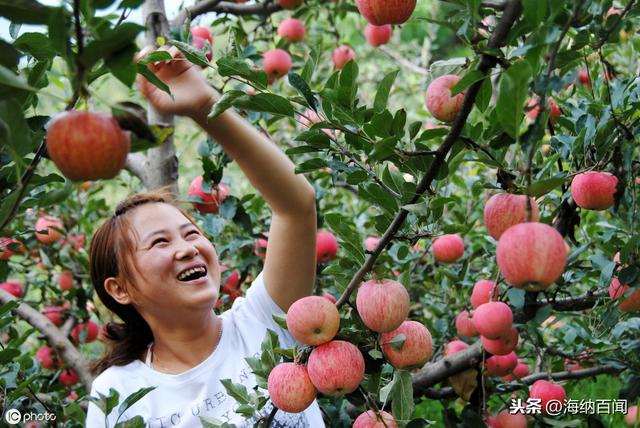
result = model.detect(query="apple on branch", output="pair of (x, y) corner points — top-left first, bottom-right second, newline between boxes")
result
(355, 0), (417, 25)
(356, 278), (409, 333)
(353, 410), (398, 428)
(332, 46), (356, 70)
(267, 362), (317, 413)
(307, 340), (365, 396)
(286, 295), (340, 346)
(278, 18), (306, 43)
(425, 75), (465, 122)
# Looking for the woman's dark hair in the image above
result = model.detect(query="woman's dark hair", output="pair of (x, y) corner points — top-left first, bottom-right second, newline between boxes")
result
(90, 188), (199, 374)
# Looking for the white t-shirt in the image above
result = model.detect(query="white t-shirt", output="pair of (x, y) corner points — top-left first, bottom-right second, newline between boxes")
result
(85, 272), (325, 428)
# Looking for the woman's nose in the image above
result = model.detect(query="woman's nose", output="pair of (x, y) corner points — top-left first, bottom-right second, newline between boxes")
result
(175, 241), (199, 259)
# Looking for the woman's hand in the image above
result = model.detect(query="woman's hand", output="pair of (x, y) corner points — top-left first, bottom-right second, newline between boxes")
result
(136, 46), (216, 121)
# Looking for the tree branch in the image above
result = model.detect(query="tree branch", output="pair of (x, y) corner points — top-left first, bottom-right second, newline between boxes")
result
(173, 1), (281, 27)
(0, 290), (94, 391)
(124, 152), (148, 181)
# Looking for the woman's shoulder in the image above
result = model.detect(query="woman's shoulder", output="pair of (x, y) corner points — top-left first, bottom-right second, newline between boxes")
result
(91, 360), (146, 393)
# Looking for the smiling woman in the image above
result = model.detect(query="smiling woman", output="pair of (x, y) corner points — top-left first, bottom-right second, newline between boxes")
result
(85, 44), (320, 427)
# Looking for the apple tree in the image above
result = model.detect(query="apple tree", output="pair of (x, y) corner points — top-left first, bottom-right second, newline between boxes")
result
(1, 0), (640, 426)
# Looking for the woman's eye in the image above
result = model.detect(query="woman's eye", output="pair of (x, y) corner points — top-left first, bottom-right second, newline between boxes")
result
(187, 230), (200, 237)
(151, 238), (168, 246)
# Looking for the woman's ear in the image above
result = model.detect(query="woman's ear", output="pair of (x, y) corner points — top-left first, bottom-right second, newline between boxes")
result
(104, 277), (132, 305)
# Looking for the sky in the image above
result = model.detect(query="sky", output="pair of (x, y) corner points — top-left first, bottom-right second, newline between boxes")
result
(0, 0), (198, 40)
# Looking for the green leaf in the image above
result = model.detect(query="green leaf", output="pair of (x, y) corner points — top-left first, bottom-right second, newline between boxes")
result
(82, 23), (145, 69)
(506, 288), (526, 309)
(496, 59), (532, 139)
(232, 93), (294, 117)
(168, 39), (210, 67)
(105, 44), (138, 87)
(288, 72), (316, 110)
(220, 379), (252, 405)
(272, 313), (288, 330)
(475, 77), (492, 112)
(451, 70), (484, 96)
(0, 0), (53, 24)
(216, 56), (268, 90)
(295, 158), (327, 174)
(137, 51), (172, 65)
(13, 32), (56, 60)
(117, 387), (155, 416)
(390, 370), (414, 422)
(47, 7), (67, 55)
(114, 416), (146, 428)
(388, 333), (406, 351)
(368, 349), (383, 359)
(525, 175), (565, 197)
(374, 70), (399, 113)
(0, 65), (36, 91)
(136, 63), (172, 97)
(0, 348), (20, 364)
(0, 301), (18, 317)
(337, 60), (358, 108)
(208, 90), (245, 120)
(523, 0), (547, 27)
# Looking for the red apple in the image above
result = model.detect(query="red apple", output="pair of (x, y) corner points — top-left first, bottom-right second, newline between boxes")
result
(35, 215), (65, 244)
(46, 111), (130, 181)
(444, 340), (469, 356)
(529, 380), (566, 414)
(44, 305), (67, 326)
(356, 278), (409, 333)
(495, 409), (528, 428)
(190, 26), (213, 61)
(353, 410), (398, 428)
(364, 236), (380, 252)
(263, 48), (292, 80)
(71, 321), (99, 343)
(526, 97), (561, 123)
(307, 340), (365, 396)
(425, 75), (465, 122)
(570, 171), (618, 210)
(35, 345), (60, 370)
(267, 362), (317, 413)
(472, 302), (513, 340)
(332, 46), (356, 70)
(278, 0), (303, 9)
(484, 193), (539, 240)
(496, 222), (567, 291)
(432, 233), (464, 263)
(317, 230), (339, 264)
(188, 176), (229, 214)
(364, 24), (392, 47)
(455, 310), (479, 338)
(278, 18), (306, 43)
(286, 295), (340, 346)
(470, 280), (499, 308)
(58, 368), (78, 386)
(625, 405), (638, 426)
(485, 352), (518, 377)
(578, 69), (591, 87)
(58, 270), (74, 291)
(481, 327), (519, 355)
(0, 281), (23, 298)
(0, 237), (23, 260)
(355, 0), (417, 25)
(380, 320), (433, 369)
(62, 233), (85, 251)
(609, 278), (640, 313)
(221, 270), (241, 294)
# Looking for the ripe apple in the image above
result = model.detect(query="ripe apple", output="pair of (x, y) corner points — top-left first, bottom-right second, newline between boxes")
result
(322, 292), (337, 304)
(380, 320), (433, 369)
(317, 230), (339, 264)
(425, 74), (465, 122)
(58, 270), (74, 291)
(0, 280), (23, 298)
(481, 327), (519, 355)
(470, 280), (499, 308)
(35, 215), (65, 244)
(484, 193), (539, 240)
(263, 48), (292, 80)
(267, 362), (317, 413)
(455, 310), (478, 338)
(332, 46), (356, 70)
(496, 222), (567, 291)
(286, 295), (340, 346)
(472, 302), (513, 340)
(364, 236), (380, 252)
(485, 352), (518, 377)
(529, 380), (566, 414)
(364, 24), (392, 47)
(431, 233), (464, 263)
(526, 97), (562, 123)
(44, 305), (67, 326)
(495, 409), (528, 428)
(609, 278), (640, 313)
(277, 18), (306, 43)
(278, 0), (303, 9)
(0, 237), (23, 260)
(578, 69), (591, 87)
(570, 171), (618, 211)
(35, 345), (60, 370)
(504, 359), (530, 381)
(190, 26), (213, 60)
(71, 321), (99, 343)
(356, 278), (409, 333)
(353, 410), (397, 428)
(355, 0), (417, 25)
(58, 368), (78, 386)
(444, 340), (469, 356)
(62, 233), (85, 251)
(188, 176), (229, 214)
(307, 340), (365, 396)
(625, 405), (638, 426)
(46, 110), (130, 181)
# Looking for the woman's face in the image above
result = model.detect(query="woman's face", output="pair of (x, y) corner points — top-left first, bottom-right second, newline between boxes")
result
(122, 202), (221, 321)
